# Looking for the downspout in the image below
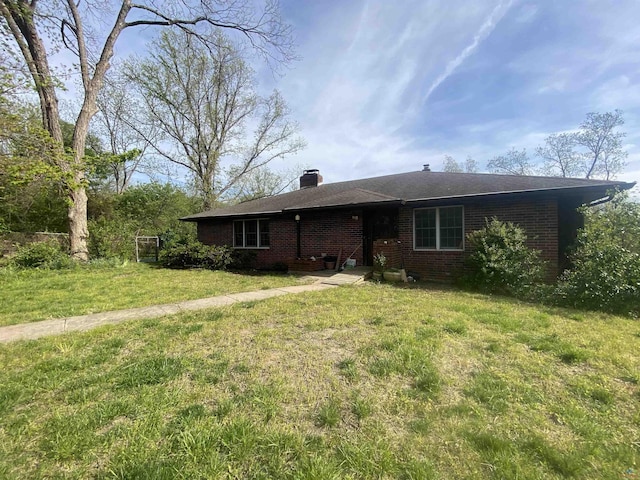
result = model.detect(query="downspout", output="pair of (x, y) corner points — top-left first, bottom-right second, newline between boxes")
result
(295, 214), (301, 259)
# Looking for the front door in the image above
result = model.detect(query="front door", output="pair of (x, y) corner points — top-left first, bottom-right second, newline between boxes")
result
(363, 208), (399, 266)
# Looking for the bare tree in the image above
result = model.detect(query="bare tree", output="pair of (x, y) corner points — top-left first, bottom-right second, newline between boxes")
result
(228, 164), (302, 203)
(536, 133), (581, 178)
(1, 0), (293, 260)
(487, 148), (533, 176)
(93, 70), (158, 193)
(536, 111), (627, 180)
(443, 155), (463, 173)
(126, 29), (304, 209)
(443, 155), (478, 173)
(465, 156), (479, 173)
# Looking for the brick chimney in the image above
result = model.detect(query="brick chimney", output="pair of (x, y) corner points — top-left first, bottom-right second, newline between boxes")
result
(300, 169), (323, 189)
(423, 164), (431, 172)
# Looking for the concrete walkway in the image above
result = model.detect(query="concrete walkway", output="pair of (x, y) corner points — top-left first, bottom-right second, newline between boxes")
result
(0, 268), (370, 343)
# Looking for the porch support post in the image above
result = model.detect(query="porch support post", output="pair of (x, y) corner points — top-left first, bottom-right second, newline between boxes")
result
(295, 214), (301, 259)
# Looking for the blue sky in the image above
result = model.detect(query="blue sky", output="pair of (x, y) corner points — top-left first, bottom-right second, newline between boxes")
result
(262, 0), (640, 194)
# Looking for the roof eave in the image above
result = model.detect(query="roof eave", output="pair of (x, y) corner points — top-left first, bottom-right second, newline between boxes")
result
(404, 182), (636, 204)
(180, 199), (403, 221)
(180, 209), (283, 221)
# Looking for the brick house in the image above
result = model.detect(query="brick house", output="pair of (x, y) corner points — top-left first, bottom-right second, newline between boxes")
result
(182, 168), (635, 282)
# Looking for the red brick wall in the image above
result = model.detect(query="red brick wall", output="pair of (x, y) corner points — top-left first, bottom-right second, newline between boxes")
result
(397, 197), (559, 282)
(372, 239), (401, 269)
(197, 209), (364, 268)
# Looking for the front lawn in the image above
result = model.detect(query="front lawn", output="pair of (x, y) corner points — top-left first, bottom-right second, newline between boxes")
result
(0, 283), (638, 478)
(0, 263), (307, 326)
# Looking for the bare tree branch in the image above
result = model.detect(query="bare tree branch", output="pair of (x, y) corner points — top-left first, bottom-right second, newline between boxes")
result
(487, 148), (534, 176)
(125, 29), (302, 208)
(536, 133), (581, 178)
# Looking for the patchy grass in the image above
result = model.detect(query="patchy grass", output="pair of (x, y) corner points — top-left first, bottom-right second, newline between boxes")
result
(0, 263), (308, 326)
(0, 283), (638, 478)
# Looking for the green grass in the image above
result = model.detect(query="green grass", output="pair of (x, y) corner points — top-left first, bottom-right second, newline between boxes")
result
(0, 263), (307, 326)
(0, 283), (638, 478)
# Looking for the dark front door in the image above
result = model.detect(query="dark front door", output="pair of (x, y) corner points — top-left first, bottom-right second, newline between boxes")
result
(363, 208), (399, 266)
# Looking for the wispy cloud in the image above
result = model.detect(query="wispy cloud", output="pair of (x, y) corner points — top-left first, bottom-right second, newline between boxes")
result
(275, 1), (517, 180)
(422, 0), (514, 103)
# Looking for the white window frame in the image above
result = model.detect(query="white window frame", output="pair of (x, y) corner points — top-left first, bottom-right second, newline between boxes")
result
(413, 206), (464, 251)
(233, 218), (270, 249)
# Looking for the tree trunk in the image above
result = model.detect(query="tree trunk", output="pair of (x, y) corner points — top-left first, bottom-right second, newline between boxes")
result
(70, 97), (98, 261)
(68, 180), (89, 261)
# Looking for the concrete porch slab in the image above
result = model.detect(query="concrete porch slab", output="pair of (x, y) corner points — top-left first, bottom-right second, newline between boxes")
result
(293, 266), (372, 285)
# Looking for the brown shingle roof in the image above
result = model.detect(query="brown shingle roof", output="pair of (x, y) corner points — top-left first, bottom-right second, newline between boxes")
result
(182, 170), (635, 220)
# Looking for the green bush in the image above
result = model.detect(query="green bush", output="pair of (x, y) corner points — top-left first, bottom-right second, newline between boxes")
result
(270, 261), (289, 272)
(88, 217), (138, 261)
(463, 218), (544, 297)
(555, 192), (640, 315)
(11, 240), (73, 269)
(86, 182), (198, 261)
(230, 249), (257, 270)
(160, 240), (232, 270)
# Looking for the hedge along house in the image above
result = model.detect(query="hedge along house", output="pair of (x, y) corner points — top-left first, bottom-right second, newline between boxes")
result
(182, 168), (635, 282)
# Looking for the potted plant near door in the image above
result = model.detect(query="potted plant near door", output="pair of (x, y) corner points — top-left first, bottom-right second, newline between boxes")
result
(383, 268), (403, 282)
(323, 255), (337, 270)
(372, 252), (386, 281)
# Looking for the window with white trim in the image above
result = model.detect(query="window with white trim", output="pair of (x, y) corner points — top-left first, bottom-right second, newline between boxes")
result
(233, 219), (270, 248)
(414, 206), (464, 250)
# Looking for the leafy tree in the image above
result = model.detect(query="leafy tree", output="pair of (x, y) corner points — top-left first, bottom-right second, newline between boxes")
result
(0, 179), (68, 233)
(556, 191), (640, 315)
(0, 92), (67, 232)
(575, 110), (627, 179)
(1, 0), (293, 260)
(115, 183), (199, 235)
(487, 148), (534, 176)
(60, 120), (104, 158)
(126, 30), (304, 209)
(87, 182), (198, 260)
